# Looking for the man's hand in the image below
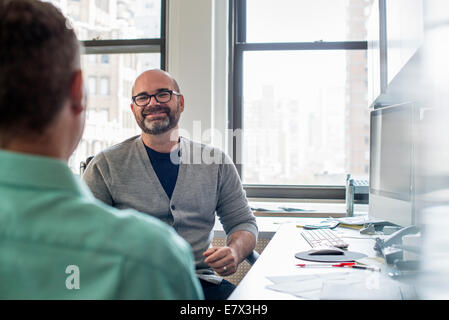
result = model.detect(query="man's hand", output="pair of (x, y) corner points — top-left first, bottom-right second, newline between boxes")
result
(203, 246), (238, 276)
(203, 230), (256, 277)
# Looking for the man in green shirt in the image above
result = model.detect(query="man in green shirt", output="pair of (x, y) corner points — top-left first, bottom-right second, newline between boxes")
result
(0, 0), (203, 300)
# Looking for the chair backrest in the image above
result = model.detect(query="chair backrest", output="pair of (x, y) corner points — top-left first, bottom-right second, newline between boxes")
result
(245, 250), (259, 265)
(79, 156), (94, 175)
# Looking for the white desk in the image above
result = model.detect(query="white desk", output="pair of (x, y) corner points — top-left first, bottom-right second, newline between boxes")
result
(228, 219), (413, 300)
(213, 206), (368, 239)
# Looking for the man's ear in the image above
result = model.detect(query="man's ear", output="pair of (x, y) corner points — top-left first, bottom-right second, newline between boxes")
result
(179, 94), (185, 113)
(70, 70), (85, 114)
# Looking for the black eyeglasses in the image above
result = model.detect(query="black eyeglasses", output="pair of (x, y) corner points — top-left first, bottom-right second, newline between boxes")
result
(132, 90), (181, 107)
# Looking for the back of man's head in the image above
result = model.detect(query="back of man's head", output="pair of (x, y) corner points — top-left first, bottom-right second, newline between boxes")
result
(0, 0), (80, 146)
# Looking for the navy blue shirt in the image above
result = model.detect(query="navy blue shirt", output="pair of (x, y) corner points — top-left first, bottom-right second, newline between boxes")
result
(144, 145), (180, 199)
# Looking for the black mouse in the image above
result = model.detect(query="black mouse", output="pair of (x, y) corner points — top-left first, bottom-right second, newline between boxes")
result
(307, 247), (345, 255)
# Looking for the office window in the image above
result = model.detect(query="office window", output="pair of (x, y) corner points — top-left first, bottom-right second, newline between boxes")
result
(41, 1), (165, 173)
(231, 0), (373, 194)
(43, 0), (161, 40)
(246, 0), (370, 43)
(71, 52), (160, 172)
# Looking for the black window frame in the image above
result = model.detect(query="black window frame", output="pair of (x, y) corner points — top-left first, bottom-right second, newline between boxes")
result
(229, 0), (368, 200)
(81, 0), (167, 70)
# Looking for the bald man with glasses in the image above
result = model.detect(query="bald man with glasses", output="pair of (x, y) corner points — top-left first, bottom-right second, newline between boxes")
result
(83, 69), (258, 300)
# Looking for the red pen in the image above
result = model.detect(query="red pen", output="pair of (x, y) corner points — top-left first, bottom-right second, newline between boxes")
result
(296, 262), (380, 271)
(296, 262), (355, 268)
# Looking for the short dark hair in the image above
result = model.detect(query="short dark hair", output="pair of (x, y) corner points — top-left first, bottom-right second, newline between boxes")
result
(0, 0), (80, 145)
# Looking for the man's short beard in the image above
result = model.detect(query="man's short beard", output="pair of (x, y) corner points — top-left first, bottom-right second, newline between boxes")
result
(138, 104), (180, 135)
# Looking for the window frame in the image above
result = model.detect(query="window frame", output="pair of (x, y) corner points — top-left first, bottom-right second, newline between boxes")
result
(229, 0), (368, 200)
(81, 0), (167, 70)
(67, 0), (166, 174)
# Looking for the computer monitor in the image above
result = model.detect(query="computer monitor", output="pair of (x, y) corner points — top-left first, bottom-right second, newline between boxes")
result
(369, 102), (416, 227)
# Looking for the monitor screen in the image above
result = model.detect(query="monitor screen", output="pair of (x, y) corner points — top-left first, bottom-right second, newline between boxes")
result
(369, 102), (415, 226)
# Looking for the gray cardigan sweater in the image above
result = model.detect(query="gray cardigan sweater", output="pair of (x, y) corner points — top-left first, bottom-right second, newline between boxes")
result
(82, 135), (258, 280)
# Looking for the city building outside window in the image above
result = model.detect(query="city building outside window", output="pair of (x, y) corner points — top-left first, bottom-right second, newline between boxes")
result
(88, 76), (97, 96)
(231, 0), (373, 197)
(100, 54), (110, 64)
(100, 77), (110, 96)
(41, 0), (165, 174)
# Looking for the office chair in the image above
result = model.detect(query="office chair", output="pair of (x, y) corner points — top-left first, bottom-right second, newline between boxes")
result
(245, 250), (259, 265)
(79, 156), (94, 175)
(213, 239), (262, 285)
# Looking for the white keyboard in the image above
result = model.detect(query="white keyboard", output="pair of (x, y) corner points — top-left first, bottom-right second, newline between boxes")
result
(301, 228), (349, 249)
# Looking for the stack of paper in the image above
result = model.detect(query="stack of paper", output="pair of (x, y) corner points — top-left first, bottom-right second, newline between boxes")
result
(266, 271), (406, 300)
(332, 216), (369, 229)
(329, 216), (392, 230)
(266, 272), (359, 300)
(320, 274), (406, 300)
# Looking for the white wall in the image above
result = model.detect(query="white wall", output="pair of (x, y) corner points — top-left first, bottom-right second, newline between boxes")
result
(167, 0), (229, 152)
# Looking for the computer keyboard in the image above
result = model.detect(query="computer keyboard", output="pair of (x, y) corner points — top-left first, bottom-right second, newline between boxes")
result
(301, 228), (349, 249)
